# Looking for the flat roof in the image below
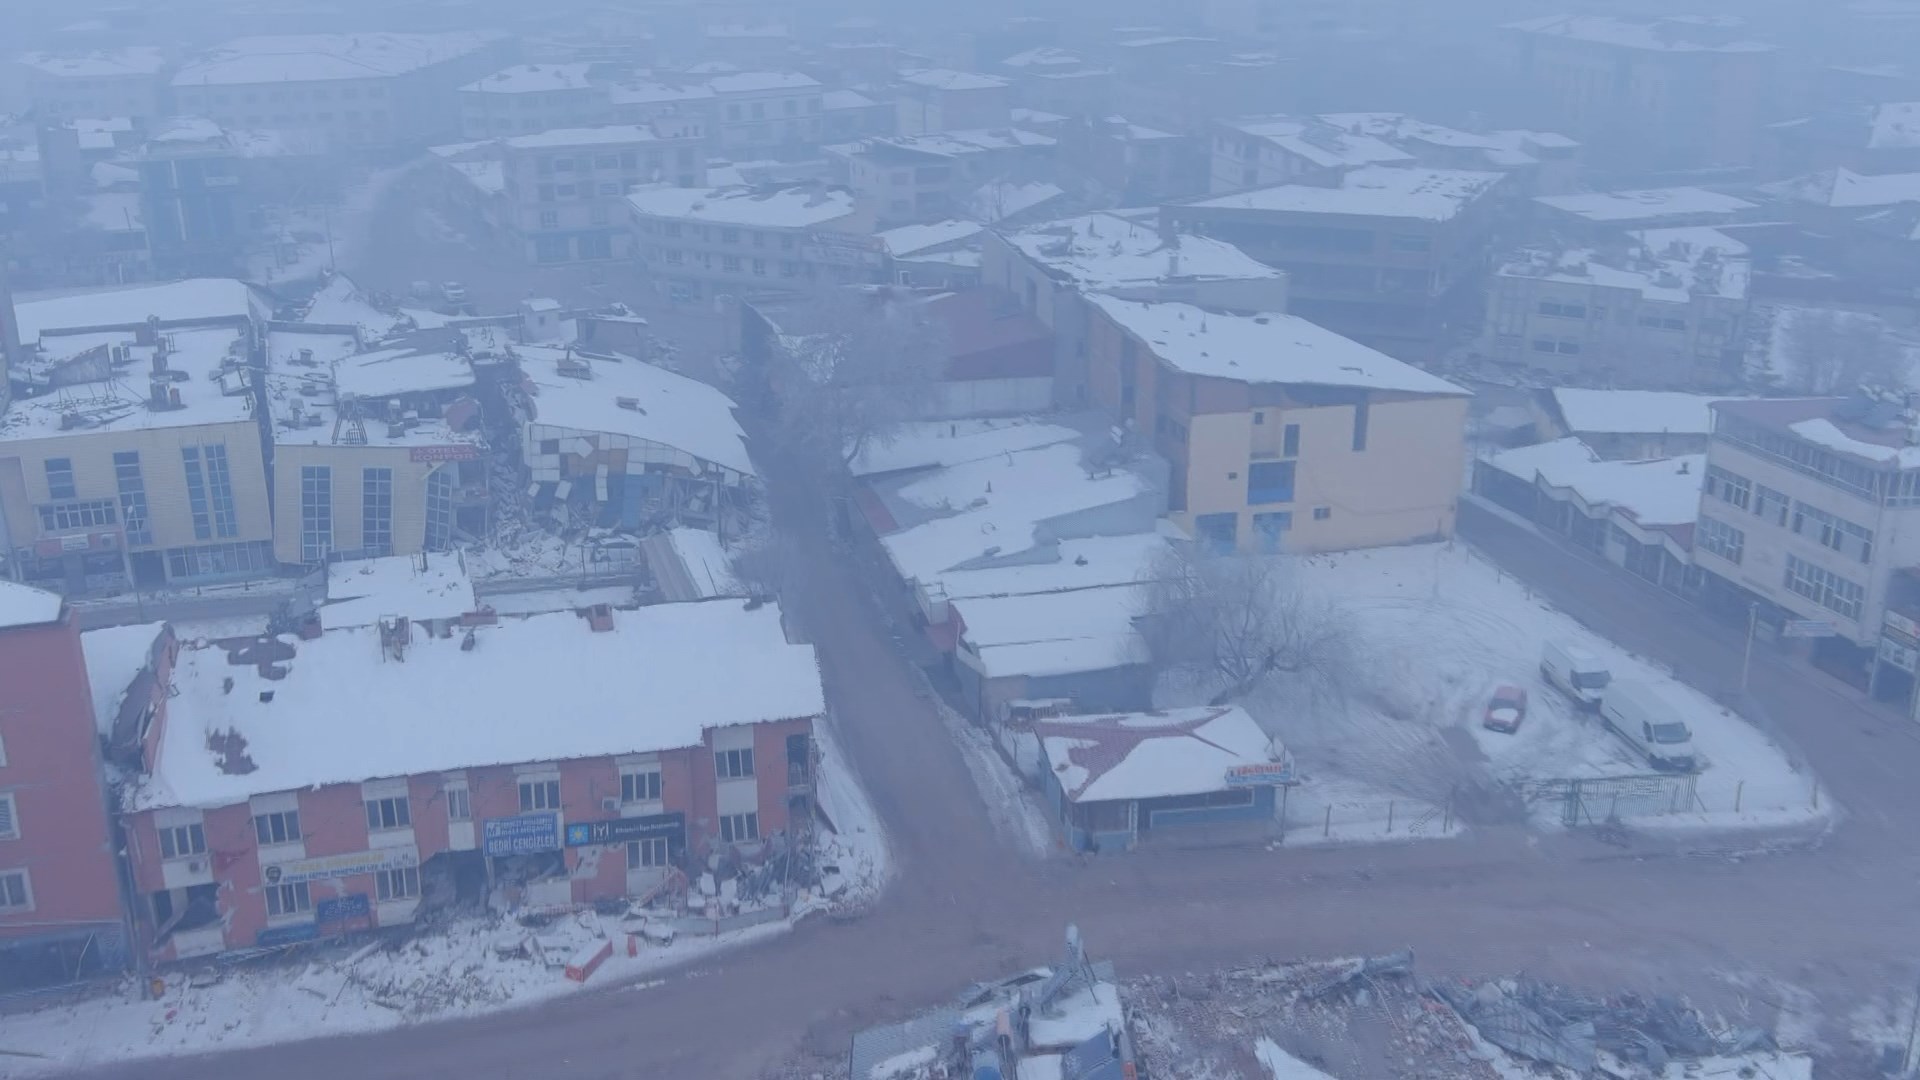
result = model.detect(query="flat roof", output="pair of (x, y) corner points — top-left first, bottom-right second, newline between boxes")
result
(1220, 116), (1414, 170)
(264, 330), (482, 450)
(609, 81), (714, 105)
(1499, 226), (1750, 303)
(500, 125), (670, 150)
(849, 417), (1084, 477)
(1549, 388), (1735, 436)
(937, 532), (1173, 602)
(520, 348), (754, 477)
(174, 31), (505, 86)
(19, 48), (168, 78)
(1534, 186), (1757, 222)
(14, 278), (261, 341)
(878, 219), (984, 256)
(461, 63), (596, 94)
(1189, 165), (1503, 222)
(953, 583), (1151, 678)
(0, 581), (64, 632)
(321, 552), (476, 631)
(1, 326), (256, 442)
(1505, 13), (1773, 52)
(1037, 705), (1280, 803)
(1006, 212), (1278, 290)
(899, 68), (1009, 91)
(625, 183), (858, 229)
(1785, 166), (1920, 208)
(1087, 296), (1467, 395)
(131, 599), (823, 811)
(1484, 438), (1705, 526)
(706, 71), (820, 94)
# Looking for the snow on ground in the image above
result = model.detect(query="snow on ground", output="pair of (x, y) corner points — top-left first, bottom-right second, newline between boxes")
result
(1276, 774), (1463, 847)
(0, 916), (788, 1078)
(481, 585), (638, 617)
(923, 682), (1054, 857)
(809, 708), (893, 907)
(167, 614), (271, 641)
(1232, 544), (1825, 832)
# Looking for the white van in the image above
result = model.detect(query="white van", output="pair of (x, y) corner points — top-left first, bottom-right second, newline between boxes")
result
(1540, 640), (1610, 709)
(1597, 680), (1697, 772)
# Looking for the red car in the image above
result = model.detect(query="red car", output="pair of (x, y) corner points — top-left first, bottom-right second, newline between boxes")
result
(1483, 684), (1528, 733)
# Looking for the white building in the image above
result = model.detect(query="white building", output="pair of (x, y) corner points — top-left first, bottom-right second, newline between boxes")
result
(705, 72), (824, 158)
(457, 63), (611, 138)
(1208, 116), (1413, 193)
(13, 49), (169, 122)
(626, 182), (878, 299)
(496, 123), (706, 264)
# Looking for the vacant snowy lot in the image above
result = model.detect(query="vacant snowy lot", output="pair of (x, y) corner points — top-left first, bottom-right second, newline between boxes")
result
(1240, 543), (1827, 833)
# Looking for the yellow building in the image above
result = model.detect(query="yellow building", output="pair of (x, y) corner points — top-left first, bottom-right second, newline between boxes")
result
(1084, 295), (1470, 554)
(262, 329), (488, 567)
(0, 325), (274, 590)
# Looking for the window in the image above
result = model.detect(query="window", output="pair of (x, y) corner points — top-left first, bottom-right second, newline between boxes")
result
(44, 458), (76, 500)
(1247, 460), (1295, 505)
(182, 447), (213, 541)
(0, 793), (16, 840)
(538, 183), (555, 202)
(361, 468), (393, 557)
(1313, 507), (1332, 520)
(446, 786), (471, 821)
(375, 867), (420, 901)
(720, 228), (741, 244)
(1704, 466), (1751, 511)
(425, 468), (453, 551)
(158, 822), (206, 859)
(1697, 515), (1744, 564)
(593, 154), (617, 169)
(253, 810), (301, 845)
(1537, 300), (1588, 319)
(665, 248), (684, 265)
(518, 778), (560, 811)
(722, 255), (742, 272)
(38, 499), (116, 531)
(300, 466), (332, 563)
(265, 881), (310, 916)
(598, 181), (619, 196)
(0, 870), (30, 912)
(1352, 402), (1369, 451)
(365, 796), (411, 831)
(115, 451), (152, 545)
(1388, 234), (1431, 253)
(719, 812), (759, 843)
(628, 837), (669, 868)
(1784, 554), (1864, 620)
(621, 769), (662, 803)
(1196, 512), (1238, 554)
(716, 748), (754, 779)
(1282, 424), (1300, 457)
(555, 183), (577, 198)
(751, 258), (766, 276)
(1754, 484), (1790, 527)
(1253, 511), (1292, 553)
(1791, 502), (1873, 562)
(554, 157), (575, 172)
(202, 445), (238, 538)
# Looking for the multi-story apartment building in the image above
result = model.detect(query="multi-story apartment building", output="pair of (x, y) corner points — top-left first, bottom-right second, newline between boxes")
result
(821, 89), (894, 143)
(120, 598), (823, 962)
(1209, 116), (1412, 193)
(609, 81), (717, 130)
(458, 63), (613, 139)
(627, 182), (879, 299)
(171, 32), (513, 150)
(262, 328), (488, 567)
(826, 128), (1056, 226)
(12, 49), (169, 123)
(982, 212), (1286, 406)
(1083, 295), (1470, 553)
(499, 122), (706, 264)
(1165, 165), (1506, 360)
(136, 118), (249, 279)
(895, 69), (1014, 135)
(0, 584), (131, 981)
(706, 72), (824, 159)
(1482, 226), (1751, 388)
(1693, 396), (1920, 654)
(1500, 14), (1780, 170)
(1, 280), (275, 590)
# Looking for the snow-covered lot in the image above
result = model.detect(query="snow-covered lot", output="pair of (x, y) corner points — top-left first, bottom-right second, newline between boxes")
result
(1249, 543), (1827, 833)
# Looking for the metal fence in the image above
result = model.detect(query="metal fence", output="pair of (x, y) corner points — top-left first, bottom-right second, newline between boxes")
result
(1526, 774), (1701, 826)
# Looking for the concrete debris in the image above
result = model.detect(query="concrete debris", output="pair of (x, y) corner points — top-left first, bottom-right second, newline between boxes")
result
(1431, 976), (1769, 1074)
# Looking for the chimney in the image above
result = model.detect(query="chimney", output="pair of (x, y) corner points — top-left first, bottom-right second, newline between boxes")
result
(151, 349), (168, 377)
(585, 603), (615, 632)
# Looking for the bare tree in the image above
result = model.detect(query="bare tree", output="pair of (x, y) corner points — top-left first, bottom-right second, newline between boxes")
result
(1783, 308), (1911, 394)
(1137, 544), (1354, 706)
(764, 288), (950, 478)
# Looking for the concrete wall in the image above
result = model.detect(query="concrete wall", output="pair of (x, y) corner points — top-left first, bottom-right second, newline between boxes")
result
(268, 443), (440, 566)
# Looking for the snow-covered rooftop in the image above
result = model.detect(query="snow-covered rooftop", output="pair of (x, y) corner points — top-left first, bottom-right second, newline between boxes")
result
(80, 622), (164, 735)
(321, 552), (476, 631)
(520, 349), (754, 478)
(501, 126), (672, 150)
(1499, 226), (1750, 303)
(1320, 111), (1500, 151)
(0, 581), (64, 631)
(460, 63), (596, 94)
(878, 219), (984, 256)
(302, 274), (405, 339)
(1191, 165), (1503, 221)
(706, 71), (820, 94)
(13, 278), (261, 341)
(333, 345), (475, 399)
(263, 330), (481, 451)
(821, 88), (878, 111)
(1504, 13), (1773, 52)
(1037, 705), (1281, 803)
(953, 583), (1151, 678)
(1534, 186), (1757, 222)
(664, 527), (739, 599)
(1869, 103), (1920, 150)
(1, 326), (256, 441)
(174, 31), (506, 86)
(899, 68), (1010, 91)
(968, 180), (1065, 223)
(624, 183), (858, 229)
(609, 81), (714, 106)
(853, 128), (1054, 159)
(1005, 213), (1278, 290)
(1002, 46), (1084, 69)
(937, 532), (1173, 602)
(1220, 116), (1415, 170)
(80, 191), (143, 233)
(1784, 166), (1920, 208)
(1484, 438), (1705, 526)
(19, 47), (168, 78)
(1088, 296), (1467, 395)
(132, 599), (823, 811)
(849, 417), (1083, 476)
(1549, 389), (1732, 436)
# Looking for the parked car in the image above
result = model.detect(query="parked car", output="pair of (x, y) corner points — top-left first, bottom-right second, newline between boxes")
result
(1540, 639), (1610, 710)
(440, 281), (468, 306)
(1482, 684), (1528, 733)
(1597, 680), (1696, 771)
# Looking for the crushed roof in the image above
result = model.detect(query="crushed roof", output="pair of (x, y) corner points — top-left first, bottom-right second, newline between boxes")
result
(80, 622), (165, 735)
(520, 348), (754, 477)
(625, 183), (858, 228)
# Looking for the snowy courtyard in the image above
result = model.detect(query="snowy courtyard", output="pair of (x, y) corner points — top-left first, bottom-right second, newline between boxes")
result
(1241, 542), (1829, 834)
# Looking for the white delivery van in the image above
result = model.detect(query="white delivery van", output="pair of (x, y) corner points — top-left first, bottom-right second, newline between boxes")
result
(1540, 640), (1610, 708)
(1597, 680), (1697, 772)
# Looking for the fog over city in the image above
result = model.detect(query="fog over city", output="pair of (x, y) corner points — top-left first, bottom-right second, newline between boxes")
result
(0, 0), (1916, 1078)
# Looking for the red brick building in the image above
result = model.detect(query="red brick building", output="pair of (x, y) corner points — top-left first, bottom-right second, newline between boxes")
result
(119, 598), (822, 961)
(0, 582), (131, 983)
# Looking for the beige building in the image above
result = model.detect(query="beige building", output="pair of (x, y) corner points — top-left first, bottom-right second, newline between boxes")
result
(263, 328), (487, 567)
(706, 72), (824, 158)
(1484, 226), (1751, 388)
(13, 49), (170, 123)
(894, 70), (1013, 135)
(458, 63), (612, 139)
(1083, 295), (1469, 553)
(1693, 396), (1920, 651)
(496, 123), (706, 264)
(627, 182), (879, 300)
